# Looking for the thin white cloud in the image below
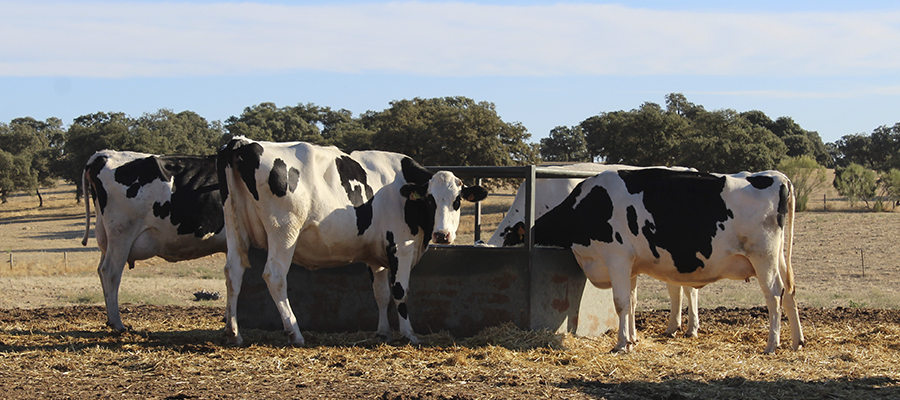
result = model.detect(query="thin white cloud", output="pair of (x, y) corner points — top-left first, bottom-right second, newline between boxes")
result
(1, 1), (899, 78)
(703, 84), (900, 100)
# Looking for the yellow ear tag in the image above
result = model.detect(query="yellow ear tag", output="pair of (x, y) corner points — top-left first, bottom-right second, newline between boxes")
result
(410, 192), (422, 201)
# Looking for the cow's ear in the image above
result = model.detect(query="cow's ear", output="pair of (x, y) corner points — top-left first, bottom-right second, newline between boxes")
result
(461, 186), (488, 202)
(400, 183), (427, 201)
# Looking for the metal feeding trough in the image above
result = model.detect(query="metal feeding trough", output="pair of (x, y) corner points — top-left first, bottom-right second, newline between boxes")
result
(236, 166), (617, 338)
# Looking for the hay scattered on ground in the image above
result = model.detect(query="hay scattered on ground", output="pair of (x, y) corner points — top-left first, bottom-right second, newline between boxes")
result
(1, 305), (898, 399)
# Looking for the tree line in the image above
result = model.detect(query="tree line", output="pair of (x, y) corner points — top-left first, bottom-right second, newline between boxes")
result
(1, 93), (897, 209)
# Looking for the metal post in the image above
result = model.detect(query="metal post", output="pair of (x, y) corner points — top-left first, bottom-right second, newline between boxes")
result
(474, 177), (482, 243)
(525, 165), (536, 253)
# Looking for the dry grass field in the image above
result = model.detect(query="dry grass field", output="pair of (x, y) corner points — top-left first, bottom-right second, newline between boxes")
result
(1, 177), (899, 399)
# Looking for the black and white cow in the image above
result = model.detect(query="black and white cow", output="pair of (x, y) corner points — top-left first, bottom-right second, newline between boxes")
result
(488, 163), (700, 338)
(216, 137), (487, 346)
(82, 150), (226, 332)
(503, 167), (804, 353)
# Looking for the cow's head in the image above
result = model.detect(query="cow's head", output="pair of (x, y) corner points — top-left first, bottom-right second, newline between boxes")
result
(500, 221), (528, 247)
(401, 171), (488, 244)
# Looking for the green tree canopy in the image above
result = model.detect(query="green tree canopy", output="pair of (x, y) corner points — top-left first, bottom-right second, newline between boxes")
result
(62, 110), (222, 200)
(581, 101), (688, 166)
(540, 126), (591, 162)
(578, 94), (819, 173)
(362, 96), (538, 167)
(0, 117), (65, 203)
(223, 102), (371, 150)
(676, 108), (787, 173)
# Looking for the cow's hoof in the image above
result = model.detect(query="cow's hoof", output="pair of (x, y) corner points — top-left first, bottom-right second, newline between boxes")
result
(224, 332), (244, 347)
(374, 333), (390, 343)
(663, 329), (678, 338)
(287, 332), (306, 347)
(611, 342), (635, 353)
(106, 322), (129, 335)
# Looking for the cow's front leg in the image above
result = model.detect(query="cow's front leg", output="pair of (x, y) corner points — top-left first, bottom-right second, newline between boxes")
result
(391, 240), (420, 345)
(368, 265), (393, 341)
(627, 276), (639, 344)
(607, 256), (636, 353)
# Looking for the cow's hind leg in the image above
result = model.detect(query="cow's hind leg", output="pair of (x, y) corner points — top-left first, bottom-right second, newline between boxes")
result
(684, 286), (700, 338)
(754, 256), (784, 354)
(97, 247), (130, 333)
(664, 283), (683, 337)
(262, 246), (304, 346)
(368, 265), (393, 341)
(223, 250), (246, 346)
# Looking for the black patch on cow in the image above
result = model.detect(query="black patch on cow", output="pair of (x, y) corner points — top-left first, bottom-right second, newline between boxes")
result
(626, 205), (639, 236)
(400, 157), (433, 185)
(385, 231), (399, 284)
(719, 223), (725, 231)
(218, 139), (264, 201)
(531, 182), (616, 248)
(397, 303), (409, 320)
(158, 155), (225, 237)
(114, 156), (169, 198)
(617, 168), (733, 274)
(393, 282), (405, 301)
(747, 175), (775, 190)
(153, 201), (171, 219)
(336, 156), (374, 207)
(367, 267), (375, 283)
(401, 188), (435, 249)
(85, 155), (109, 214)
(268, 158), (300, 197)
(355, 197), (374, 235)
(615, 232), (623, 244)
(642, 221), (660, 259)
(777, 183), (789, 228)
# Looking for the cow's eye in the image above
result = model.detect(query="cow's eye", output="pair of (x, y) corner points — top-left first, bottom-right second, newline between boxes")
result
(452, 196), (461, 210)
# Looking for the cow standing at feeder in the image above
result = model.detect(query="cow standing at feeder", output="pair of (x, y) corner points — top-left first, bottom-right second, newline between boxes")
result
(217, 137), (487, 346)
(503, 167), (804, 353)
(82, 150), (226, 332)
(488, 163), (700, 338)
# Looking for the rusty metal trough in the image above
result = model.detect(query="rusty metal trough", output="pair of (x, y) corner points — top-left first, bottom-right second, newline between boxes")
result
(236, 166), (618, 338)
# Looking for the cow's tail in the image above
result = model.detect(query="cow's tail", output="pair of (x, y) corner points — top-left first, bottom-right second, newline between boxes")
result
(217, 138), (253, 268)
(782, 177), (796, 295)
(81, 167), (92, 246)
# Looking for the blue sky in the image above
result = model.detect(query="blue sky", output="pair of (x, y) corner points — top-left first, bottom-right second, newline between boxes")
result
(2, 1), (900, 145)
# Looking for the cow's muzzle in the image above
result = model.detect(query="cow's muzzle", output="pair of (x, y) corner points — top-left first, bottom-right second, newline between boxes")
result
(432, 231), (452, 244)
